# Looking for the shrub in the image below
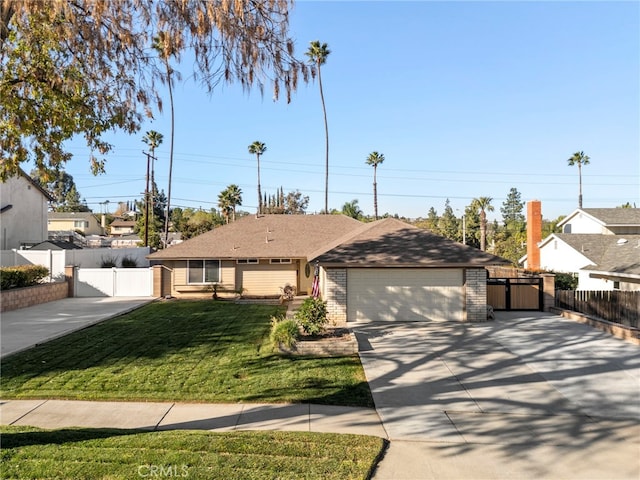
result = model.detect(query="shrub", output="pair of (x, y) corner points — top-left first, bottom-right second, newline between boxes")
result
(120, 255), (138, 268)
(270, 315), (299, 349)
(100, 256), (118, 268)
(295, 297), (328, 336)
(0, 265), (49, 290)
(554, 272), (578, 290)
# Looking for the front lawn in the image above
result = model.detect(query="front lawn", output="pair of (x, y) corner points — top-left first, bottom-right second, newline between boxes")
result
(0, 300), (373, 407)
(0, 425), (386, 480)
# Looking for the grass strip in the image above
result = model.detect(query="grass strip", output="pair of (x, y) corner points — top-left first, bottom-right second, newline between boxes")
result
(0, 425), (387, 480)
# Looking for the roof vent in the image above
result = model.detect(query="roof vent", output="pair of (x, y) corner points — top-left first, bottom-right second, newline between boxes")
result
(617, 238), (628, 245)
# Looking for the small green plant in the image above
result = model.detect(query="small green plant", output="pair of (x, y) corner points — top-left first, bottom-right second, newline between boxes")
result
(0, 265), (49, 290)
(100, 255), (118, 268)
(270, 315), (299, 349)
(120, 255), (138, 268)
(553, 272), (578, 290)
(295, 297), (328, 336)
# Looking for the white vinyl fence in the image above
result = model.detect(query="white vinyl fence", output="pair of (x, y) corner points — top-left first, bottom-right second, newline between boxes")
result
(75, 267), (153, 297)
(1, 247), (150, 281)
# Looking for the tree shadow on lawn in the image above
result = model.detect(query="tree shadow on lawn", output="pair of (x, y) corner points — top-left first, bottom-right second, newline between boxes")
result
(0, 426), (141, 449)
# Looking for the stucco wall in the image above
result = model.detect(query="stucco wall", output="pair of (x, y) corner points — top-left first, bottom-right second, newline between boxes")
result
(1, 175), (49, 249)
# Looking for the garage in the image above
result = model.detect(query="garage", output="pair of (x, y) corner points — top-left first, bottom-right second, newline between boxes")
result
(347, 268), (464, 322)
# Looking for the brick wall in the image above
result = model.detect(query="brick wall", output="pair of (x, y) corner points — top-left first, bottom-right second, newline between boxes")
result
(465, 268), (487, 322)
(325, 268), (347, 326)
(0, 281), (69, 312)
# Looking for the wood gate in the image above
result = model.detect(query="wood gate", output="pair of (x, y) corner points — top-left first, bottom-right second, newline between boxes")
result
(487, 277), (543, 311)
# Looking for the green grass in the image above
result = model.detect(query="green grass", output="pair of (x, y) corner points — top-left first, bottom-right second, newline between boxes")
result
(0, 425), (387, 480)
(0, 300), (373, 407)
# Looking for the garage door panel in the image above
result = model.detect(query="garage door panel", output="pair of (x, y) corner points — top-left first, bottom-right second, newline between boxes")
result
(348, 269), (463, 322)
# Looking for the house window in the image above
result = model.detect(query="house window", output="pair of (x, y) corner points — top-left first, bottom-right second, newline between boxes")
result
(237, 259), (259, 264)
(613, 281), (620, 290)
(188, 260), (220, 284)
(270, 258), (292, 264)
(74, 220), (89, 228)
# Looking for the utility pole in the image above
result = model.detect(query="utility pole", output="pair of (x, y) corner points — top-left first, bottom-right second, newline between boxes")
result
(143, 150), (155, 247)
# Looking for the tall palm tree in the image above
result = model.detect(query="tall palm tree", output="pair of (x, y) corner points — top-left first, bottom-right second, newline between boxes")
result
(154, 32), (180, 247)
(365, 151), (385, 220)
(305, 40), (331, 213)
(567, 151), (590, 208)
(142, 130), (163, 246)
(471, 196), (494, 252)
(248, 141), (266, 214)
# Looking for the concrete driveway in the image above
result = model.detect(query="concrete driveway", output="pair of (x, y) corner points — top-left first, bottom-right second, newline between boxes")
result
(355, 311), (640, 480)
(1, 297), (153, 358)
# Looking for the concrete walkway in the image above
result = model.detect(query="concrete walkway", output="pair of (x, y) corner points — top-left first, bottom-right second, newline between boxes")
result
(0, 399), (386, 437)
(1, 296), (153, 357)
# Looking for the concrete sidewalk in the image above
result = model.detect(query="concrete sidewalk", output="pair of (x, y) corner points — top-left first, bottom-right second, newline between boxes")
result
(0, 399), (387, 438)
(1, 297), (153, 358)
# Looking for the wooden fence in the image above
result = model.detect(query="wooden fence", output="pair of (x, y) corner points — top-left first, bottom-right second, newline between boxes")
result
(555, 290), (640, 328)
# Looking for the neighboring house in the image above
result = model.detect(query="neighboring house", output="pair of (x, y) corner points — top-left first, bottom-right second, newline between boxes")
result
(0, 168), (54, 249)
(109, 219), (136, 237)
(111, 234), (142, 248)
(29, 240), (83, 250)
(526, 208), (640, 291)
(148, 214), (510, 323)
(48, 212), (105, 237)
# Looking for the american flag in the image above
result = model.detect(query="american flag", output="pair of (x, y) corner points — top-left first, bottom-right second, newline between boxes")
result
(311, 262), (320, 298)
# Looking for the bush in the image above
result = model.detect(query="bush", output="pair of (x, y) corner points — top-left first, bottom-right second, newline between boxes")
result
(0, 265), (49, 290)
(100, 256), (118, 268)
(295, 297), (328, 336)
(120, 255), (138, 268)
(554, 272), (578, 290)
(270, 315), (299, 349)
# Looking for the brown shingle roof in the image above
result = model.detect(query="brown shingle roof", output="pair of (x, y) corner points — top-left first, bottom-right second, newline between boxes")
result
(313, 218), (511, 267)
(147, 214), (363, 260)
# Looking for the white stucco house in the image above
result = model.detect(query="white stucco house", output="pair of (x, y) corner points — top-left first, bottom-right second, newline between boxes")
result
(0, 169), (54, 249)
(534, 208), (640, 291)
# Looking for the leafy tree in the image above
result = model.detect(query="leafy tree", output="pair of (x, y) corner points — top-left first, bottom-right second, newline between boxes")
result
(462, 205), (481, 249)
(171, 207), (223, 240)
(421, 207), (440, 233)
(567, 151), (590, 208)
(501, 187), (525, 227)
(438, 199), (458, 241)
(305, 40), (331, 213)
(31, 168), (89, 212)
(365, 151), (385, 220)
(284, 190), (309, 214)
(342, 199), (363, 220)
(248, 141), (267, 214)
(1, 1), (309, 180)
(471, 196), (494, 251)
(135, 181), (166, 249)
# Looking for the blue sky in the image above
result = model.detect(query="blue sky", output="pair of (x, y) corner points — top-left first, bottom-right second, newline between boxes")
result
(58, 1), (639, 221)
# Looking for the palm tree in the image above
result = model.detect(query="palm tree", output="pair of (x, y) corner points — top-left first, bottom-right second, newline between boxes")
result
(225, 184), (243, 221)
(154, 32), (180, 247)
(142, 130), (163, 246)
(248, 141), (267, 214)
(365, 151), (385, 220)
(305, 40), (331, 213)
(471, 196), (494, 252)
(341, 199), (363, 220)
(567, 151), (590, 208)
(218, 189), (232, 224)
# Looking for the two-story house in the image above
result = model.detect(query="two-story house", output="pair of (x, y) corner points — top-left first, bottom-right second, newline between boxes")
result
(0, 169), (54, 249)
(48, 212), (106, 238)
(533, 208), (640, 291)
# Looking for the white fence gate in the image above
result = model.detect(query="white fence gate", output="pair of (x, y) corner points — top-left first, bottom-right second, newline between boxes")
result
(75, 268), (153, 297)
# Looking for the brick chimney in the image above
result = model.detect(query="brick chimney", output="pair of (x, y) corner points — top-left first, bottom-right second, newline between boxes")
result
(526, 200), (542, 270)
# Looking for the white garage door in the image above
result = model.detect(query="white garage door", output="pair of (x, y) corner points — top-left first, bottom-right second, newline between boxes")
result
(347, 268), (464, 322)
